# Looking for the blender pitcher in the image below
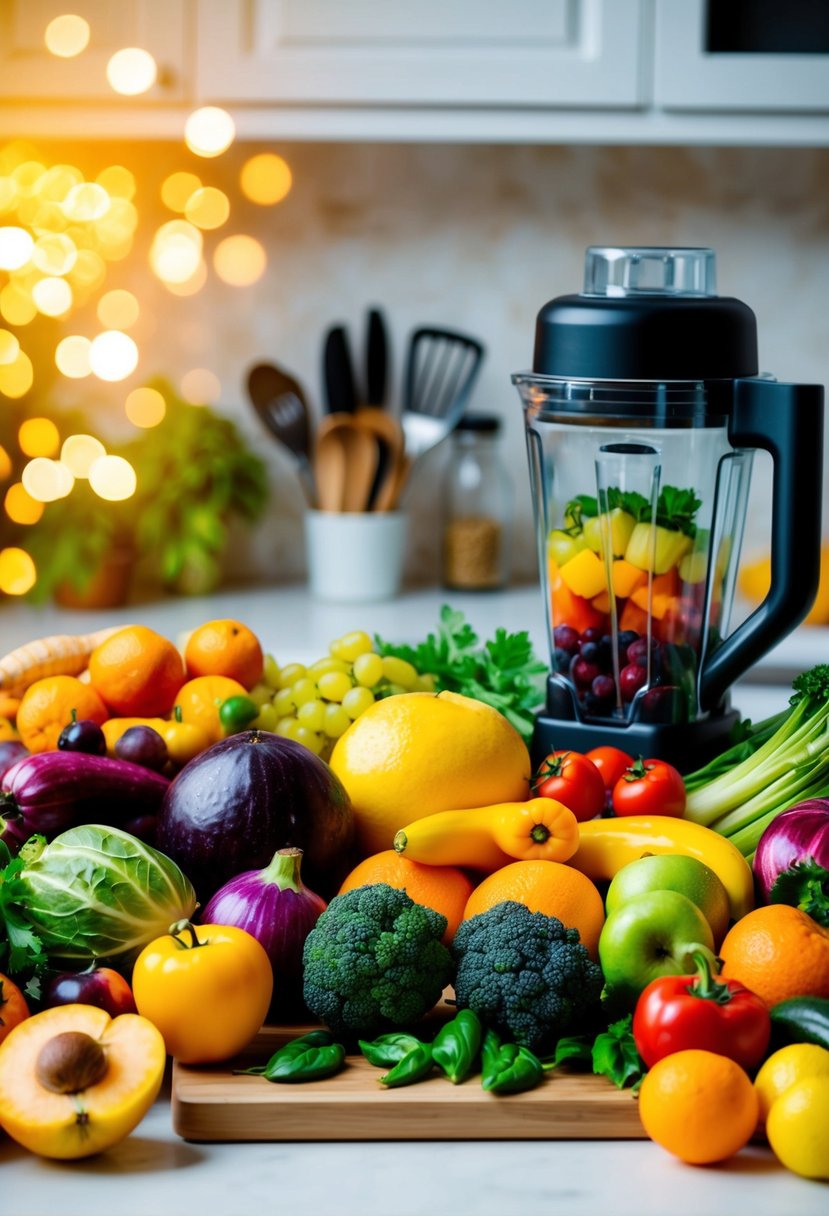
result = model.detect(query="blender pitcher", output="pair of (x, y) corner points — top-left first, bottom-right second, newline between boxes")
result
(514, 246), (824, 771)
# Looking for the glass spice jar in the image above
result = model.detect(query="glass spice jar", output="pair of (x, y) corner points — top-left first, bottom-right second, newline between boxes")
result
(442, 413), (512, 591)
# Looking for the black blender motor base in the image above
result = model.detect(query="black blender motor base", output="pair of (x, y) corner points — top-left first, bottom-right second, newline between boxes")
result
(530, 705), (741, 776)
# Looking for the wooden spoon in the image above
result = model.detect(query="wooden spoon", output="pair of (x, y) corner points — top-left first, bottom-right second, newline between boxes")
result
(354, 408), (405, 512)
(315, 414), (379, 513)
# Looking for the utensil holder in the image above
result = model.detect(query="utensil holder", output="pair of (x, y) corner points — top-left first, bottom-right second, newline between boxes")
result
(304, 510), (407, 602)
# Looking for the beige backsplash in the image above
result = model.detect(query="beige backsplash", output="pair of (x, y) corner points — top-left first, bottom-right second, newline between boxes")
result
(28, 140), (829, 591)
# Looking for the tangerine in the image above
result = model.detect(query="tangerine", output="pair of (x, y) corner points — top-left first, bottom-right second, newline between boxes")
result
(16, 676), (108, 753)
(338, 851), (475, 944)
(88, 626), (185, 718)
(174, 674), (249, 743)
(461, 859), (605, 959)
(184, 619), (264, 690)
(719, 903), (829, 1008)
(329, 691), (531, 858)
(638, 1049), (758, 1165)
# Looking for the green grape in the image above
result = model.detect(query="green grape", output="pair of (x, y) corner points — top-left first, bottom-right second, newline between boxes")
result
(297, 699), (326, 732)
(275, 715), (297, 737)
(307, 656), (351, 679)
(293, 724), (324, 755)
(291, 677), (319, 707)
(277, 661), (307, 689)
(272, 687), (297, 717)
(322, 702), (351, 738)
(263, 654), (281, 690)
(352, 651), (383, 688)
(380, 655), (419, 688)
(254, 703), (278, 732)
(342, 685), (375, 720)
(334, 630), (374, 662)
(248, 682), (273, 708)
(317, 670), (354, 703)
(414, 673), (438, 691)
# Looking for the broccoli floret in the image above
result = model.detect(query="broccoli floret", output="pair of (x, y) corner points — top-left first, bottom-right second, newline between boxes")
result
(301, 882), (454, 1038)
(451, 900), (603, 1053)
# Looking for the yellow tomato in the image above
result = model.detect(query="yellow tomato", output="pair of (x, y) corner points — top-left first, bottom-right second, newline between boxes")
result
(131, 920), (273, 1064)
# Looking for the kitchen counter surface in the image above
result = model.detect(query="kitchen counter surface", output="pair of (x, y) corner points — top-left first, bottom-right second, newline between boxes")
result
(1, 583), (827, 1216)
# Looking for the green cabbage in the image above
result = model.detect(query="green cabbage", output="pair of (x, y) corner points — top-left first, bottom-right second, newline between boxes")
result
(12, 824), (197, 965)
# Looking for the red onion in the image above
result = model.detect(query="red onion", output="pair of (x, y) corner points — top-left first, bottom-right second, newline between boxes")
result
(753, 799), (829, 924)
(200, 846), (327, 1019)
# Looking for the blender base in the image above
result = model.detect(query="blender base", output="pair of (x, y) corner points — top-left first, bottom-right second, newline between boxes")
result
(530, 707), (741, 776)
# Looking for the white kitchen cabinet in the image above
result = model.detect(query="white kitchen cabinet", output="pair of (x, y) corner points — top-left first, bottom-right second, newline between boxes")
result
(195, 0), (644, 109)
(0, 0), (190, 102)
(654, 0), (829, 113)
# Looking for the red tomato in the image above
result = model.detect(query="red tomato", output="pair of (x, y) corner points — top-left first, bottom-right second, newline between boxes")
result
(531, 750), (606, 822)
(584, 746), (634, 793)
(612, 756), (686, 818)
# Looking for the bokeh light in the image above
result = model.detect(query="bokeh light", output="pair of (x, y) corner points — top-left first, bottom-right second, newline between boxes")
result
(32, 276), (73, 317)
(31, 232), (77, 275)
(0, 548), (37, 596)
(96, 165), (136, 200)
(0, 446), (13, 480)
(0, 227), (34, 270)
(69, 249), (107, 291)
(161, 171), (202, 212)
(22, 457), (74, 502)
(63, 182), (111, 221)
(240, 153), (293, 205)
(0, 351), (34, 398)
(162, 258), (208, 297)
(213, 234), (266, 287)
(44, 14), (91, 58)
(5, 483), (44, 526)
(61, 433), (106, 477)
(184, 186), (230, 230)
(125, 385), (166, 427)
(19, 417), (60, 458)
(184, 107), (235, 158)
(11, 162), (46, 198)
(89, 454), (137, 500)
(180, 368), (221, 405)
(0, 283), (37, 327)
(0, 330), (20, 365)
(149, 219), (203, 284)
(89, 330), (139, 381)
(106, 48), (158, 96)
(55, 334), (92, 378)
(97, 288), (139, 329)
(0, 179), (19, 214)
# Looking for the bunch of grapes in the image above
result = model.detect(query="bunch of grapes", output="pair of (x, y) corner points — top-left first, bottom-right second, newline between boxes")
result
(246, 630), (436, 759)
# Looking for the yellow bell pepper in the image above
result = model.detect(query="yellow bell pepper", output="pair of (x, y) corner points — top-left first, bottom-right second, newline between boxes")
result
(558, 548), (608, 600)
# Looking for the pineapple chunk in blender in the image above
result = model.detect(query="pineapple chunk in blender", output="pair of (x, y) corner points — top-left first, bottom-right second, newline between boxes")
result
(625, 522), (693, 575)
(679, 550), (709, 584)
(558, 547), (608, 599)
(582, 508), (636, 557)
(547, 528), (587, 567)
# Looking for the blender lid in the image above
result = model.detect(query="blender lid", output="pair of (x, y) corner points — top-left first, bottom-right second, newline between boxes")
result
(531, 246), (759, 382)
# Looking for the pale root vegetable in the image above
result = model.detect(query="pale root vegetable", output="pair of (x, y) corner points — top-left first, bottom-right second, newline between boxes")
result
(0, 627), (129, 699)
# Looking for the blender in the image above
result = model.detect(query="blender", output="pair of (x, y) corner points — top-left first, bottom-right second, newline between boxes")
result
(514, 246), (824, 771)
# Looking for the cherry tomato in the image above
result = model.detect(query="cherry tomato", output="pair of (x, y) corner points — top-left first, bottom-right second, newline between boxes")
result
(531, 749), (606, 822)
(131, 920), (273, 1064)
(612, 756), (686, 818)
(584, 746), (634, 793)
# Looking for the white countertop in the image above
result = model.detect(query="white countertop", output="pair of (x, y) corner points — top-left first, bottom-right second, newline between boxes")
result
(1, 582), (827, 1215)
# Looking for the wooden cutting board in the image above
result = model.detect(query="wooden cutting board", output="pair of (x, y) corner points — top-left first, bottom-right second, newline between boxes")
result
(172, 1010), (644, 1142)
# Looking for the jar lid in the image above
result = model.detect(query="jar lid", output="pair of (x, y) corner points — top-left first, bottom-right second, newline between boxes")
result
(455, 412), (501, 434)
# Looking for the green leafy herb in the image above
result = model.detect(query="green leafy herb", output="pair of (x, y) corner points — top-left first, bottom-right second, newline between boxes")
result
(770, 858), (829, 927)
(543, 1015), (645, 1091)
(0, 851), (47, 998)
(564, 484), (701, 538)
(655, 486), (702, 537)
(375, 606), (547, 744)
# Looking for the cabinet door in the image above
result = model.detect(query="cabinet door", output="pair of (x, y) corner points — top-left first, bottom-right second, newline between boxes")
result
(654, 0), (829, 112)
(196, 0), (644, 108)
(0, 0), (189, 101)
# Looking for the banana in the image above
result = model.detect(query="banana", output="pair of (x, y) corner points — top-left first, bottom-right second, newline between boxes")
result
(568, 815), (755, 922)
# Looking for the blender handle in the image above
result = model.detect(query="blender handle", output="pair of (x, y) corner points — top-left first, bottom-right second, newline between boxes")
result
(700, 378), (824, 712)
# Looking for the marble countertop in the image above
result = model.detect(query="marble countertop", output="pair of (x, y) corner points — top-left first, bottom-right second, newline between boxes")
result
(1, 582), (827, 1215)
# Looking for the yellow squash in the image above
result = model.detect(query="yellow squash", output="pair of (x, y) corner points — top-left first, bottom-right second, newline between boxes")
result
(568, 815), (754, 922)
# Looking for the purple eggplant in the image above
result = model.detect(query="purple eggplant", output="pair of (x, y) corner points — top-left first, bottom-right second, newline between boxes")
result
(0, 740), (28, 783)
(0, 750), (169, 852)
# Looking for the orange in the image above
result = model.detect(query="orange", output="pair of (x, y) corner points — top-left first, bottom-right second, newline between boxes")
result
(461, 859), (605, 959)
(329, 690), (531, 858)
(16, 676), (108, 753)
(88, 626), (185, 718)
(338, 851), (476, 944)
(174, 674), (249, 743)
(638, 1049), (759, 1165)
(184, 619), (264, 689)
(719, 904), (829, 1008)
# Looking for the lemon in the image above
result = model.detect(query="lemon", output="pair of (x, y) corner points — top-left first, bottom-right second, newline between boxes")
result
(766, 1075), (829, 1179)
(329, 690), (531, 857)
(754, 1043), (829, 1124)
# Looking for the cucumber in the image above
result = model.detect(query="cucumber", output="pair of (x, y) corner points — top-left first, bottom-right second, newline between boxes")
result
(769, 997), (829, 1052)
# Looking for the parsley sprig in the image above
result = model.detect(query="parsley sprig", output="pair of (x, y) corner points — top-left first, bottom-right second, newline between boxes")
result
(374, 605), (547, 744)
(0, 841), (46, 1000)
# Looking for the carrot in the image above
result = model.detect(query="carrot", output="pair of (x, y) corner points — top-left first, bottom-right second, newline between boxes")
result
(0, 626), (129, 698)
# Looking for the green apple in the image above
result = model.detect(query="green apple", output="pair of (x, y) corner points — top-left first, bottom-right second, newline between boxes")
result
(605, 854), (731, 947)
(598, 889), (717, 1012)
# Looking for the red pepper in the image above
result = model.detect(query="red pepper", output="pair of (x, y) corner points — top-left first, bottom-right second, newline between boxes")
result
(632, 949), (771, 1071)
